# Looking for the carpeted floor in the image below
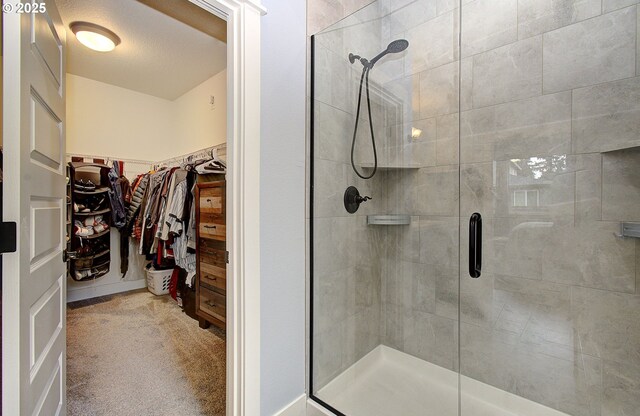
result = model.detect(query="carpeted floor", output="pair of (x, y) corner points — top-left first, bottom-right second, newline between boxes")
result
(67, 289), (226, 416)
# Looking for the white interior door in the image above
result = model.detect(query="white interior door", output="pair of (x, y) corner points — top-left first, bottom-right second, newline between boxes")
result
(2, 1), (67, 414)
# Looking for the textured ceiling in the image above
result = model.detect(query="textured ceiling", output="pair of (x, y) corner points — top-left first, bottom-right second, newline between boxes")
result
(57, 0), (227, 100)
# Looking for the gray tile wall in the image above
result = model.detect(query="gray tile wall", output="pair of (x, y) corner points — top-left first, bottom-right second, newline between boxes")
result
(310, 1), (640, 415)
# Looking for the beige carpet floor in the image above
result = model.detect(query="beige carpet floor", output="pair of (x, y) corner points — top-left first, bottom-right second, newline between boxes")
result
(67, 289), (226, 416)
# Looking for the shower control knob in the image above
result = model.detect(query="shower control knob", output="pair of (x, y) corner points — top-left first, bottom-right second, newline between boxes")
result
(344, 186), (371, 214)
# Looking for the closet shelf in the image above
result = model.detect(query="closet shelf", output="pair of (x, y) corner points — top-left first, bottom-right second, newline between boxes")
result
(72, 267), (110, 282)
(75, 249), (110, 261)
(74, 259), (111, 271)
(74, 208), (111, 216)
(76, 228), (110, 239)
(74, 187), (110, 195)
(69, 161), (110, 170)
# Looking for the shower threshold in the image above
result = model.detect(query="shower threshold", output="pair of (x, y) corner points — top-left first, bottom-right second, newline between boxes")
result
(316, 345), (569, 416)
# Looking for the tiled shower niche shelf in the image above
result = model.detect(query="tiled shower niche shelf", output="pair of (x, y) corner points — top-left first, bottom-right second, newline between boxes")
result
(367, 215), (411, 226)
(360, 163), (421, 170)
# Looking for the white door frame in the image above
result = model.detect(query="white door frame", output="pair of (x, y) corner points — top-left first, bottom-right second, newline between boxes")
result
(2, 0), (266, 414)
(190, 1), (266, 415)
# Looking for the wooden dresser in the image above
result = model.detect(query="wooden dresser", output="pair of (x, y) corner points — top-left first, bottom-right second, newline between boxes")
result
(195, 180), (227, 330)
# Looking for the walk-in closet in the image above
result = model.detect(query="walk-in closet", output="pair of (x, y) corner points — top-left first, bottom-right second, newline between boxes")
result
(57, 0), (229, 414)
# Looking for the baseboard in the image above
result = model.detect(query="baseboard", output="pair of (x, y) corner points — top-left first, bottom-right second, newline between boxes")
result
(67, 279), (147, 302)
(274, 394), (307, 416)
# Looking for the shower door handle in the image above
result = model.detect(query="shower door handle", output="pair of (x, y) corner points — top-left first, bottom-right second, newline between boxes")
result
(469, 213), (482, 278)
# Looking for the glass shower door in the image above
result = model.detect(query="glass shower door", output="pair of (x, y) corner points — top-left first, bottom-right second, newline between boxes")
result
(458, 2), (640, 416)
(310, 1), (462, 415)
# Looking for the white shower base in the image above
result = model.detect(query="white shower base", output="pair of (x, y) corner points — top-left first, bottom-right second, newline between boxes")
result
(316, 345), (569, 416)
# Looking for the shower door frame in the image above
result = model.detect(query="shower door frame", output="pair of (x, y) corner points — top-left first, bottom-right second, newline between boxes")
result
(308, 34), (350, 416)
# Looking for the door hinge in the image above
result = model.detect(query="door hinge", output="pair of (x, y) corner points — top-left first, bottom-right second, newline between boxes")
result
(226, 250), (229, 264)
(0, 222), (17, 254)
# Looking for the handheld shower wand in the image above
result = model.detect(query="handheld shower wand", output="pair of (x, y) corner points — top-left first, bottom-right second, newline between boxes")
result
(348, 39), (409, 179)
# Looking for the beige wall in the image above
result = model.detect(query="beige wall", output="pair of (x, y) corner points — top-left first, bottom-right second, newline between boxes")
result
(66, 69), (227, 162)
(174, 69), (227, 155)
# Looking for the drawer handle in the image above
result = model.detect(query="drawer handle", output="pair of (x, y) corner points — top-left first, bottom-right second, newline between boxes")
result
(204, 225), (217, 229)
(206, 275), (217, 281)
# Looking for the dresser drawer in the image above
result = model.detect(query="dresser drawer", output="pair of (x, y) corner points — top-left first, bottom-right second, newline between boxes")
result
(199, 286), (226, 323)
(200, 187), (224, 215)
(200, 222), (226, 241)
(199, 238), (225, 255)
(200, 262), (226, 291)
(201, 249), (226, 266)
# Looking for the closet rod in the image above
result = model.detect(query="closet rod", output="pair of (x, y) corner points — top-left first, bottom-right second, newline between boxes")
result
(65, 153), (154, 166)
(155, 143), (226, 167)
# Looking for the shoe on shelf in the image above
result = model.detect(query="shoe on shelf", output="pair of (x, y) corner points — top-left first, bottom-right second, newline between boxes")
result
(83, 216), (95, 227)
(75, 179), (88, 191)
(74, 221), (94, 237)
(88, 196), (106, 212)
(94, 218), (109, 233)
(84, 180), (97, 191)
(74, 269), (93, 280)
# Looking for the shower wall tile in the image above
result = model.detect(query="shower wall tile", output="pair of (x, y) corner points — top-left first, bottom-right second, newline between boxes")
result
(419, 216), (459, 270)
(572, 286), (640, 367)
(314, 267), (352, 334)
(415, 165), (460, 215)
(402, 310), (458, 370)
(460, 322), (604, 416)
(602, 147), (640, 222)
(308, 0), (344, 35)
(460, 91), (572, 163)
(572, 76), (640, 154)
(418, 62), (459, 118)
(384, 260), (436, 313)
(603, 0), (639, 12)
(602, 359), (640, 416)
(385, 0), (437, 37)
(460, 270), (496, 327)
(344, 304), (381, 366)
(461, 0), (518, 57)
(436, 0), (457, 15)
(575, 153), (603, 225)
(386, 117), (438, 167)
(542, 222), (635, 293)
(314, 217), (355, 274)
(435, 266), (459, 320)
(314, 44), (355, 114)
(460, 57), (473, 111)
(472, 36), (543, 108)
(404, 10), (458, 75)
(314, 100), (355, 164)
(517, 0), (601, 39)
(382, 305), (458, 370)
(460, 158), (575, 221)
(435, 113), (459, 166)
(383, 74), (421, 124)
(542, 6), (637, 93)
(313, 323), (348, 389)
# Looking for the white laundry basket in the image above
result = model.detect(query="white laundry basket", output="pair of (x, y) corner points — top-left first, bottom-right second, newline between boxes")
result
(146, 267), (172, 296)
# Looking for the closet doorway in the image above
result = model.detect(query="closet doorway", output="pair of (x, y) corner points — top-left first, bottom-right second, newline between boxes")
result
(63, 0), (229, 414)
(1, 0), (266, 413)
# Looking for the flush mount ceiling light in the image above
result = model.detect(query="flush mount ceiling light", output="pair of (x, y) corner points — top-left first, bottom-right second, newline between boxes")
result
(70, 22), (121, 52)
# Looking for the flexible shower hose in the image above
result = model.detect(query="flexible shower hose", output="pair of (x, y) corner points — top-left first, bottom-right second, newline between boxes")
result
(350, 66), (378, 180)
